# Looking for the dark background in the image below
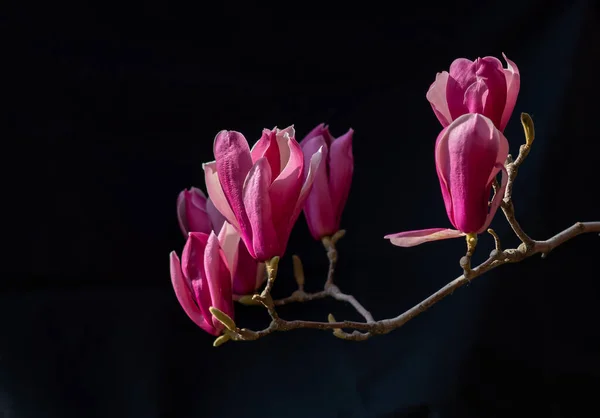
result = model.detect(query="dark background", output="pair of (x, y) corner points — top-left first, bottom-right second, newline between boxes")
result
(4, 0), (600, 416)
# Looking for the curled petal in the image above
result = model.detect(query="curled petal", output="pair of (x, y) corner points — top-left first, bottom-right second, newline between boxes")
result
(500, 53), (520, 131)
(170, 251), (215, 335)
(250, 129), (281, 175)
(301, 135), (332, 239)
(216, 221), (240, 276)
(243, 158), (278, 260)
(203, 161), (239, 230)
(177, 188), (212, 236)
(203, 231), (234, 331)
(328, 129), (354, 230)
(426, 72), (452, 127)
(182, 232), (212, 321)
(385, 228), (465, 247)
(290, 145), (324, 237)
(214, 130), (254, 245)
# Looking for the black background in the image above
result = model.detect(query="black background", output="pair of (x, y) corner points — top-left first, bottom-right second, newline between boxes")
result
(4, 0), (600, 416)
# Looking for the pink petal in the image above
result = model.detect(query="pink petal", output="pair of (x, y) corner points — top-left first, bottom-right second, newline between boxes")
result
(203, 161), (239, 230)
(301, 134), (333, 240)
(328, 129), (354, 232)
(434, 124), (457, 228)
(274, 126), (295, 171)
(448, 58), (476, 89)
(499, 53), (520, 131)
(203, 231), (234, 330)
(446, 74), (469, 121)
(216, 221), (240, 277)
(435, 113), (502, 233)
(290, 145), (324, 237)
(182, 232), (212, 321)
(213, 130), (254, 243)
(250, 129), (281, 176)
(232, 240), (261, 295)
(463, 80), (487, 115)
(206, 197), (226, 233)
(299, 123), (329, 147)
(254, 262), (267, 290)
(177, 188), (212, 236)
(478, 57), (507, 129)
(426, 72), (452, 127)
(384, 228), (465, 247)
(243, 157), (278, 261)
(170, 251), (215, 334)
(268, 132), (304, 238)
(478, 163), (508, 233)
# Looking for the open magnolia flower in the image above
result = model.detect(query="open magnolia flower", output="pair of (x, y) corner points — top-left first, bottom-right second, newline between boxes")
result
(385, 113), (508, 247)
(203, 126), (323, 261)
(177, 187), (265, 297)
(426, 53), (520, 132)
(169, 230), (234, 336)
(300, 123), (354, 241)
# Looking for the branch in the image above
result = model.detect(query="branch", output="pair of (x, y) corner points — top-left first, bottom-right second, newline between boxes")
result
(213, 113), (598, 345)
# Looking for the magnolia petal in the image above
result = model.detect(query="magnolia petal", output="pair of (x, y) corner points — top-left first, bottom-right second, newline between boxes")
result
(384, 228), (465, 247)
(216, 221), (241, 278)
(232, 241), (261, 295)
(300, 123), (332, 148)
(269, 133), (304, 237)
(434, 123), (457, 228)
(463, 80), (487, 115)
(500, 53), (520, 131)
(182, 232), (212, 322)
(206, 197), (226, 233)
(478, 57), (507, 129)
(426, 72), (452, 127)
(214, 130), (254, 244)
(328, 129), (354, 231)
(250, 129), (281, 175)
(301, 134), (333, 240)
(170, 251), (215, 334)
(203, 231), (234, 331)
(243, 157), (278, 261)
(203, 161), (239, 230)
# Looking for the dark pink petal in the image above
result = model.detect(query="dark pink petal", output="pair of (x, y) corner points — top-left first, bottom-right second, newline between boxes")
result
(384, 228), (465, 247)
(477, 57), (507, 129)
(269, 131), (304, 240)
(203, 231), (234, 331)
(177, 188), (212, 236)
(499, 53), (520, 131)
(463, 80), (487, 115)
(250, 129), (281, 176)
(214, 130), (254, 246)
(274, 126), (295, 169)
(435, 113), (501, 233)
(288, 145), (324, 241)
(448, 58), (476, 89)
(170, 251), (215, 334)
(446, 74), (469, 121)
(301, 134), (332, 240)
(299, 123), (328, 147)
(206, 198), (226, 233)
(182, 232), (212, 322)
(426, 72), (452, 127)
(243, 158), (278, 260)
(434, 124), (457, 228)
(328, 129), (354, 232)
(232, 239), (261, 295)
(203, 161), (239, 230)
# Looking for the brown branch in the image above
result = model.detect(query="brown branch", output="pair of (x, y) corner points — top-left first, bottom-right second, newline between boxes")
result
(216, 113), (598, 345)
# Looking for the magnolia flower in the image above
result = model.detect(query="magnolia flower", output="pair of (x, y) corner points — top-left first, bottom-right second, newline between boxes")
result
(203, 126), (323, 261)
(176, 187), (265, 296)
(426, 53), (520, 131)
(300, 123), (354, 240)
(385, 113), (508, 247)
(169, 230), (234, 336)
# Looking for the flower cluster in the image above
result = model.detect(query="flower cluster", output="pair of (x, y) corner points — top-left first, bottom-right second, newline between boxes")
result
(170, 125), (354, 337)
(385, 54), (520, 246)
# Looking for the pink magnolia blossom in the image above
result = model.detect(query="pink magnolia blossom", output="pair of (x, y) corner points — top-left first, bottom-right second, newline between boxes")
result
(300, 123), (354, 240)
(169, 230), (234, 336)
(426, 53), (520, 131)
(385, 113), (508, 247)
(176, 187), (265, 296)
(203, 126), (323, 261)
